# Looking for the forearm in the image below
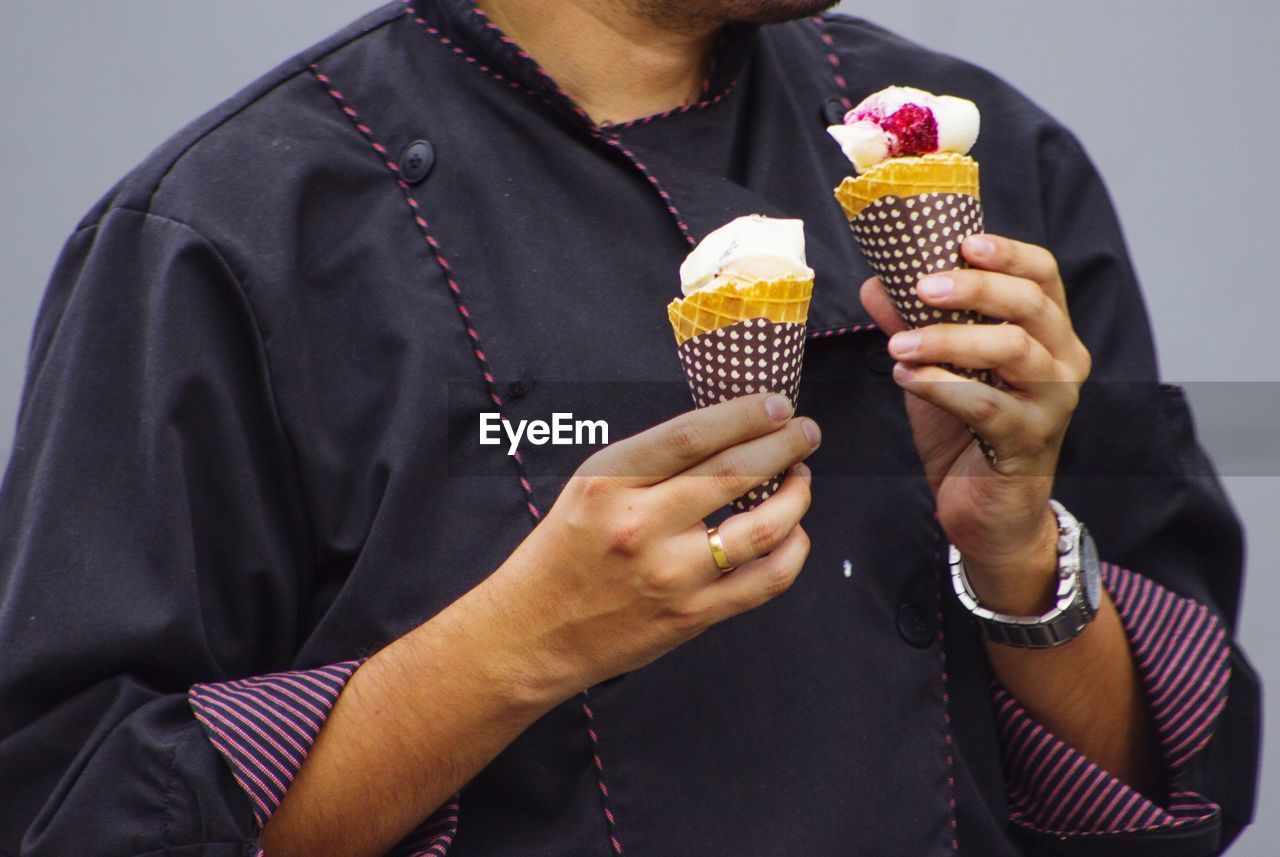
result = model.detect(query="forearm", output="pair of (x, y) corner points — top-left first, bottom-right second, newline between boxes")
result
(260, 576), (562, 857)
(969, 518), (1159, 797)
(985, 595), (1158, 797)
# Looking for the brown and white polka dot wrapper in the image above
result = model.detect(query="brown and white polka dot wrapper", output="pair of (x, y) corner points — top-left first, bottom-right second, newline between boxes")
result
(848, 192), (999, 463)
(676, 317), (807, 512)
(848, 192), (986, 331)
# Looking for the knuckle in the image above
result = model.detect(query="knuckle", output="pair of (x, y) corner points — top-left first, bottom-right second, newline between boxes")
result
(738, 393), (770, 425)
(747, 517), (781, 557)
(641, 564), (683, 596)
(1038, 248), (1062, 282)
(576, 474), (615, 502)
(1004, 326), (1033, 362)
(668, 602), (706, 635)
(1028, 421), (1060, 457)
(711, 454), (748, 494)
(794, 479), (813, 514)
(607, 515), (649, 555)
(1076, 343), (1093, 379)
(1032, 290), (1056, 321)
(576, 451), (627, 492)
(1061, 381), (1082, 414)
(971, 270), (992, 301)
(789, 420), (817, 455)
(969, 390), (1003, 426)
(763, 560), (799, 599)
(668, 419), (705, 460)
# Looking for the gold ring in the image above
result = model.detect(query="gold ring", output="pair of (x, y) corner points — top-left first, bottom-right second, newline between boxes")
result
(707, 526), (734, 572)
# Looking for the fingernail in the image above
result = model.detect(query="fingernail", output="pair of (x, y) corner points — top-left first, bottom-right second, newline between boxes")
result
(765, 394), (792, 422)
(966, 235), (995, 259)
(890, 331), (922, 356)
(794, 463), (812, 481)
(893, 362), (916, 382)
(918, 276), (953, 299)
(802, 419), (822, 446)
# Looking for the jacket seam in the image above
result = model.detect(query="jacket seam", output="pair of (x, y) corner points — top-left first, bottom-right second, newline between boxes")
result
(809, 15), (853, 110)
(932, 534), (961, 852)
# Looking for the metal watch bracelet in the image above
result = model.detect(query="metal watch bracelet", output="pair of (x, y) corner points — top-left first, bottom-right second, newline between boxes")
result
(949, 500), (1102, 648)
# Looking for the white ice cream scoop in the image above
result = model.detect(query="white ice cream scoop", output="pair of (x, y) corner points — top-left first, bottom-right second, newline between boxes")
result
(680, 215), (814, 296)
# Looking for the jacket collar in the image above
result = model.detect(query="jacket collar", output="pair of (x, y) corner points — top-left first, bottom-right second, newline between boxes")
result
(413, 0), (759, 130)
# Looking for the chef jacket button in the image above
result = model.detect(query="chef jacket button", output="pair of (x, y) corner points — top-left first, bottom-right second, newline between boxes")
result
(865, 342), (896, 375)
(506, 381), (526, 400)
(822, 97), (848, 126)
(398, 140), (435, 184)
(897, 603), (936, 648)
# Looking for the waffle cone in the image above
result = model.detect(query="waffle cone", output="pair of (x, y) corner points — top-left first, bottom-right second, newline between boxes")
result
(667, 275), (813, 346)
(834, 153), (980, 221)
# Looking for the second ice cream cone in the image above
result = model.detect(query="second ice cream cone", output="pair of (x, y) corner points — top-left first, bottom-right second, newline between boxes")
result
(826, 88), (998, 461)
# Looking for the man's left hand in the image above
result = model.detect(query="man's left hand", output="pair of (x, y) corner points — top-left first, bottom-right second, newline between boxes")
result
(860, 234), (1092, 613)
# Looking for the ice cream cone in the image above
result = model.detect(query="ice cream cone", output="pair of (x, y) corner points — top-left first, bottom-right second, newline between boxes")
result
(827, 89), (998, 463)
(668, 276), (813, 512)
(834, 155), (998, 462)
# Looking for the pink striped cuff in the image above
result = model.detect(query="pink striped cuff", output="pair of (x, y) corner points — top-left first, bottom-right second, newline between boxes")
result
(994, 563), (1231, 836)
(190, 661), (459, 856)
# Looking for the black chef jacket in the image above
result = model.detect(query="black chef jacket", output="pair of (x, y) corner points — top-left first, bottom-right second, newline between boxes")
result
(0, 1), (1260, 855)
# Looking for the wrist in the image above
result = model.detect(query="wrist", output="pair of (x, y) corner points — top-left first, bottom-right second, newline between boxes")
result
(460, 565), (587, 712)
(961, 507), (1060, 615)
(400, 574), (576, 720)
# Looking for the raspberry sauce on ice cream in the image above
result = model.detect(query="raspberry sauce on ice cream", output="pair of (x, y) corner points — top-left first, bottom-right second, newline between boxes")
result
(828, 86), (980, 174)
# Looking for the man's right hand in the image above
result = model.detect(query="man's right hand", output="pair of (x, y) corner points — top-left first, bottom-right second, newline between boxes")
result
(479, 393), (821, 706)
(261, 393), (819, 857)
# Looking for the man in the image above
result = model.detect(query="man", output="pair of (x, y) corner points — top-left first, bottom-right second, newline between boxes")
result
(0, 0), (1259, 855)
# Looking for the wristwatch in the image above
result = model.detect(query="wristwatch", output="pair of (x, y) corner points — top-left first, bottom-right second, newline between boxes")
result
(949, 500), (1102, 648)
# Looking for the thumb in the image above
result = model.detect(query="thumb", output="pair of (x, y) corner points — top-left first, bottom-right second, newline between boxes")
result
(859, 276), (909, 335)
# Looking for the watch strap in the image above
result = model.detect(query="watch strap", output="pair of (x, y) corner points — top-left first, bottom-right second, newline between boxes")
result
(949, 500), (1098, 648)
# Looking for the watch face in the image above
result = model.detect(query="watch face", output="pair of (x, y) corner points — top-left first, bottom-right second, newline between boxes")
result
(1081, 527), (1102, 612)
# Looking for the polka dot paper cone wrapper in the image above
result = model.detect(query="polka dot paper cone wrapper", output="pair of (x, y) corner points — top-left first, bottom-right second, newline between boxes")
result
(834, 155), (986, 335)
(672, 316), (808, 512)
(834, 154), (999, 463)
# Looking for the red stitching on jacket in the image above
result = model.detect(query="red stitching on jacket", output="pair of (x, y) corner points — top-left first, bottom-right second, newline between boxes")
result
(466, 4), (593, 123)
(309, 65), (541, 523)
(808, 322), (879, 339)
(600, 82), (738, 132)
(602, 133), (694, 245)
(402, 2), (696, 247)
(582, 692), (625, 855)
(403, 1), (592, 122)
(811, 16), (853, 112)
(932, 525), (960, 852)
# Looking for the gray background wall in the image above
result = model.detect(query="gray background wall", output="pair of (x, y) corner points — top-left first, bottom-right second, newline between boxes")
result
(1, 1), (1275, 851)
